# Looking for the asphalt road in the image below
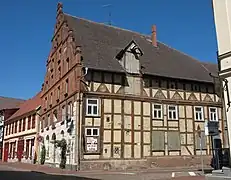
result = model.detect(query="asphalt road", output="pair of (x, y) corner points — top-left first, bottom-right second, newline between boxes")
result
(0, 163), (204, 180)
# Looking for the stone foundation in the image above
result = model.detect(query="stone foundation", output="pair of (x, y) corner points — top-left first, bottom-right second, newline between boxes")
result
(80, 155), (212, 171)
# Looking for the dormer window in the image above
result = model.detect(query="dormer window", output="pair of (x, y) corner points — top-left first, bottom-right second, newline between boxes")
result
(116, 40), (143, 74)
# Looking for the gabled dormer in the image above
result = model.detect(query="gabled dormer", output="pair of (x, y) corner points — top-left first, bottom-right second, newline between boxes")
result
(116, 40), (143, 74)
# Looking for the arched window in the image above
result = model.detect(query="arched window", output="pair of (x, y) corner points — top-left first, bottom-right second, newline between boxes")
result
(46, 135), (49, 158)
(53, 110), (58, 122)
(52, 133), (56, 141)
(61, 130), (64, 138)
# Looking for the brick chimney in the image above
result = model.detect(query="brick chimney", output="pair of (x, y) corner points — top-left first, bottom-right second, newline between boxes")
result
(151, 25), (157, 47)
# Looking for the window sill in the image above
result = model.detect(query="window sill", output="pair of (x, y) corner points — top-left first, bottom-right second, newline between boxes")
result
(168, 119), (179, 121)
(152, 118), (163, 121)
(85, 115), (101, 118)
(83, 152), (101, 155)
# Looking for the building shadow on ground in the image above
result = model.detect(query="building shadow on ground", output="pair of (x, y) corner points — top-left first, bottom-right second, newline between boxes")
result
(0, 170), (101, 180)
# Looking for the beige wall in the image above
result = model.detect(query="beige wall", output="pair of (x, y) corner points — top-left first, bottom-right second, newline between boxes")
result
(82, 70), (224, 160)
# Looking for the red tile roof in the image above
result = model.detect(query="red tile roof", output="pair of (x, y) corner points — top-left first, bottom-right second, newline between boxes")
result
(0, 96), (25, 110)
(7, 92), (42, 121)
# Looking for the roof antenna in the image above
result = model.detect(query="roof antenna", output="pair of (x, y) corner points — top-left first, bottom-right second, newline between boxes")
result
(102, 4), (112, 25)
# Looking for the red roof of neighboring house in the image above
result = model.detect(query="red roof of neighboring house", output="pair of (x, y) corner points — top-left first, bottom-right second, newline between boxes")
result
(0, 96), (25, 110)
(7, 92), (42, 121)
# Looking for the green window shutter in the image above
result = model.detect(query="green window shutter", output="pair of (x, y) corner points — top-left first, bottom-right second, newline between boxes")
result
(167, 131), (180, 150)
(152, 131), (165, 150)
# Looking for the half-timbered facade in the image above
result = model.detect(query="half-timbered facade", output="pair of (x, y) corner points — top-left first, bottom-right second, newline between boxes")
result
(38, 2), (226, 170)
(3, 92), (41, 163)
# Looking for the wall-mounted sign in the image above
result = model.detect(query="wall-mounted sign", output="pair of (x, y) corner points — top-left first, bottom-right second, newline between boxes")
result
(86, 137), (98, 152)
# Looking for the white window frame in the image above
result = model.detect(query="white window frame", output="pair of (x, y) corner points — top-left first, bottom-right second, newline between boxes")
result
(194, 106), (204, 121)
(209, 107), (218, 121)
(85, 128), (99, 137)
(86, 98), (99, 116)
(152, 103), (163, 119)
(168, 105), (178, 120)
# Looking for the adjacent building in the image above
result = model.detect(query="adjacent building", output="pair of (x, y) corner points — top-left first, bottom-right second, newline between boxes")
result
(3, 92), (41, 163)
(0, 96), (25, 160)
(38, 2), (226, 170)
(212, 0), (231, 159)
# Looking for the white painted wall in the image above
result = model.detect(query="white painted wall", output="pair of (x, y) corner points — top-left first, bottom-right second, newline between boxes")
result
(39, 101), (78, 167)
(213, 0), (231, 152)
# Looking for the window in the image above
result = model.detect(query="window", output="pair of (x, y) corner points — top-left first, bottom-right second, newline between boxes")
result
(50, 92), (53, 105)
(11, 123), (14, 134)
(32, 114), (36, 129)
(27, 116), (31, 130)
(209, 107), (218, 121)
(26, 140), (30, 159)
(168, 105), (178, 120)
(45, 97), (48, 108)
(167, 131), (180, 150)
(19, 119), (22, 132)
(47, 114), (50, 126)
(67, 102), (73, 119)
(66, 58), (70, 71)
(85, 127), (100, 153)
(153, 104), (162, 119)
(65, 79), (68, 94)
(85, 128), (99, 136)
(57, 86), (60, 99)
(30, 139), (34, 159)
(22, 118), (26, 131)
(62, 106), (66, 121)
(53, 110), (58, 122)
(5, 126), (8, 136)
(14, 122), (17, 133)
(194, 106), (204, 121)
(86, 99), (99, 116)
(152, 131), (165, 151)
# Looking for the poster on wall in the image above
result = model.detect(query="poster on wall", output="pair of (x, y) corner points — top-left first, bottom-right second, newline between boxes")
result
(86, 137), (98, 152)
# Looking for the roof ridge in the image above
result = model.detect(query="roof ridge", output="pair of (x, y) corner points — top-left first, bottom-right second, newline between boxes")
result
(64, 13), (215, 66)
(64, 13), (149, 38)
(0, 96), (25, 101)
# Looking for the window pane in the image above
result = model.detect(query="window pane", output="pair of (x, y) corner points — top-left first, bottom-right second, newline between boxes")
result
(173, 112), (176, 119)
(154, 111), (157, 118)
(154, 105), (161, 109)
(199, 113), (202, 120)
(93, 129), (98, 136)
(169, 106), (175, 110)
(88, 99), (97, 105)
(87, 106), (91, 115)
(195, 107), (201, 112)
(210, 108), (216, 112)
(214, 114), (217, 121)
(158, 111), (161, 118)
(86, 129), (91, 136)
(196, 113), (198, 120)
(93, 106), (98, 115)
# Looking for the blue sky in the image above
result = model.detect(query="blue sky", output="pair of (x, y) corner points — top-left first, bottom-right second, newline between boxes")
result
(0, 0), (217, 99)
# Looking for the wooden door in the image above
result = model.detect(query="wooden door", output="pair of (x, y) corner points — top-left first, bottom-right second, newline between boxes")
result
(17, 139), (24, 162)
(3, 142), (9, 162)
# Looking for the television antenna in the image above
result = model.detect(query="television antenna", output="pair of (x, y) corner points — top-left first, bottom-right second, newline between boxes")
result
(102, 4), (112, 25)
